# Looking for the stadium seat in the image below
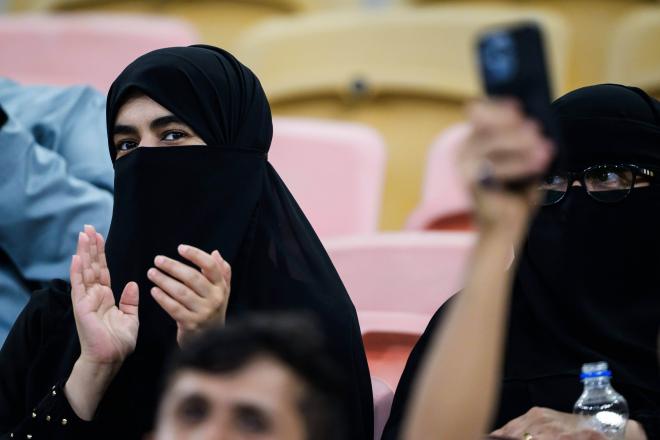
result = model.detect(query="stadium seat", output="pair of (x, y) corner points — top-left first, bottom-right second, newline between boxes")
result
(9, 0), (305, 50)
(324, 231), (477, 387)
(606, 7), (660, 95)
(270, 117), (387, 237)
(406, 123), (473, 231)
(236, 5), (569, 228)
(372, 376), (395, 440)
(0, 13), (199, 91)
(416, 0), (655, 90)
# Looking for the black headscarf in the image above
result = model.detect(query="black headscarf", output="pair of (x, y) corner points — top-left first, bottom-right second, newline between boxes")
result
(509, 84), (660, 379)
(383, 84), (660, 439)
(100, 45), (372, 439)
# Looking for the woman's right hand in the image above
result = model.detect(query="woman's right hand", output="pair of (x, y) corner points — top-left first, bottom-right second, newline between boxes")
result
(65, 225), (139, 420)
(458, 99), (554, 243)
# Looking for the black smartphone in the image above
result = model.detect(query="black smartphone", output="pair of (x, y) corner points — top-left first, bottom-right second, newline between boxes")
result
(476, 22), (559, 188)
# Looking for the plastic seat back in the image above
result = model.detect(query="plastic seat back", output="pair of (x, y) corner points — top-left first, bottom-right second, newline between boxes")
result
(270, 117), (386, 237)
(236, 6), (569, 228)
(0, 13), (199, 91)
(325, 231), (476, 387)
(325, 231), (476, 335)
(406, 123), (473, 230)
(606, 7), (660, 95)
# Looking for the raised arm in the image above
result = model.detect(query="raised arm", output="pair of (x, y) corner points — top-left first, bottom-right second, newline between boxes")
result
(403, 100), (553, 440)
(64, 225), (139, 420)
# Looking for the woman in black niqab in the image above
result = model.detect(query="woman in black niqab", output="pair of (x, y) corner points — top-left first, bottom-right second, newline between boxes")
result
(0, 45), (373, 439)
(382, 84), (660, 440)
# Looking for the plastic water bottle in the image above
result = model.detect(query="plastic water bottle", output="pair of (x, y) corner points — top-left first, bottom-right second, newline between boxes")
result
(573, 362), (629, 440)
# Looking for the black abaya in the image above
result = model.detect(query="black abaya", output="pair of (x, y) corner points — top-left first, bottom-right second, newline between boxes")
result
(382, 85), (660, 440)
(0, 45), (373, 439)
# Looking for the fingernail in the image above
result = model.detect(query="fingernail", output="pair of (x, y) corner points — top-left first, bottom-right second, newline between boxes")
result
(147, 268), (157, 278)
(155, 256), (164, 265)
(151, 287), (158, 296)
(178, 244), (188, 254)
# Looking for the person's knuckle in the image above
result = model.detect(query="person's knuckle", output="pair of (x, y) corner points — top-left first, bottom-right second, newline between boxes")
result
(172, 284), (187, 299)
(529, 407), (544, 416)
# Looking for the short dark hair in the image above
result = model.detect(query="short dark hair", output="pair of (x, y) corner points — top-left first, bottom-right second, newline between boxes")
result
(163, 313), (348, 439)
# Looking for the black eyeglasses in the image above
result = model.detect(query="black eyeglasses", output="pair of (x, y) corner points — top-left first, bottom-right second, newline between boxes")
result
(539, 164), (656, 206)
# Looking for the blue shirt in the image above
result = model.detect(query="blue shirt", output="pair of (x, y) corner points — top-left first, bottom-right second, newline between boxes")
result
(0, 78), (113, 345)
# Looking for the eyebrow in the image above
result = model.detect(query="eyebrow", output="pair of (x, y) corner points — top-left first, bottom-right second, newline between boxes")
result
(113, 114), (185, 137)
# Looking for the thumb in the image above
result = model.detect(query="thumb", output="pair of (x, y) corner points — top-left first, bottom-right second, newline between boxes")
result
(118, 281), (139, 317)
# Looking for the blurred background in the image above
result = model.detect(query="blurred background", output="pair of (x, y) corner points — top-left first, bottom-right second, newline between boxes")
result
(2, 0), (659, 231)
(1, 0), (659, 418)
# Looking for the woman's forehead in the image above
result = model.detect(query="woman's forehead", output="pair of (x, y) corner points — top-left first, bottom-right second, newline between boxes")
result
(114, 94), (172, 126)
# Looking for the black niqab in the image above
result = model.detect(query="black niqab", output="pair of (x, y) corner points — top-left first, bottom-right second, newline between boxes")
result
(100, 46), (372, 438)
(383, 84), (660, 439)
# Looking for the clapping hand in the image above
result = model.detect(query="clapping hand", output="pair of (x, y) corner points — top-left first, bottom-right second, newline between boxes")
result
(147, 244), (231, 346)
(65, 225), (139, 420)
(71, 225), (139, 365)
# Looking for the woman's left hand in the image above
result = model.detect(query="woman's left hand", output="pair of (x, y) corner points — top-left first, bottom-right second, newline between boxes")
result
(147, 244), (231, 345)
(490, 407), (607, 440)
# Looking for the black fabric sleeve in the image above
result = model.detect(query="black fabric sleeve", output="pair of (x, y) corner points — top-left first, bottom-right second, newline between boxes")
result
(0, 283), (87, 439)
(2, 380), (91, 439)
(0, 290), (45, 433)
(380, 297), (454, 440)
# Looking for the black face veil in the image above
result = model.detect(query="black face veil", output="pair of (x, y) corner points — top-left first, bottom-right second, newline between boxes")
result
(101, 45), (372, 438)
(382, 85), (660, 439)
(501, 84), (660, 423)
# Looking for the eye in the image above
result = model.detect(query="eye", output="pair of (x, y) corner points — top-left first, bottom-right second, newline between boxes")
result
(162, 130), (187, 141)
(235, 406), (271, 433)
(116, 140), (138, 152)
(539, 174), (567, 191)
(176, 395), (210, 426)
(586, 168), (633, 191)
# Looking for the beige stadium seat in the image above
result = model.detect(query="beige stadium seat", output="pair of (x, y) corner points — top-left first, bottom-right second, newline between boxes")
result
(414, 0), (655, 90)
(235, 5), (569, 228)
(606, 7), (660, 96)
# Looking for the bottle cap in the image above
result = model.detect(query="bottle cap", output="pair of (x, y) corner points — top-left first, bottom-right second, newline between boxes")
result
(580, 361), (612, 379)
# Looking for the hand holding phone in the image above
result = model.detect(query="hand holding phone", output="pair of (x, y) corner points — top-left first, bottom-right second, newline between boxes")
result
(476, 22), (558, 190)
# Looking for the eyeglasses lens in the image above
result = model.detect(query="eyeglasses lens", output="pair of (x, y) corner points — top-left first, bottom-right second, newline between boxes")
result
(539, 174), (568, 205)
(584, 167), (634, 202)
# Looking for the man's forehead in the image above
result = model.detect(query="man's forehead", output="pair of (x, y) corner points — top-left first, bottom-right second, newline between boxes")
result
(170, 356), (306, 407)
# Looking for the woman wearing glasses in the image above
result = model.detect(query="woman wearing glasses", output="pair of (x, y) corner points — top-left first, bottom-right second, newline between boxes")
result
(383, 84), (660, 440)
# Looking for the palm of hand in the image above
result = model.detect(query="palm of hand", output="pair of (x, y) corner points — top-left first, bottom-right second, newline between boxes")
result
(75, 283), (138, 364)
(71, 228), (139, 366)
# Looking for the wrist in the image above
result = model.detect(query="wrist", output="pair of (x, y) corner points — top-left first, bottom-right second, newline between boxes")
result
(64, 357), (122, 420)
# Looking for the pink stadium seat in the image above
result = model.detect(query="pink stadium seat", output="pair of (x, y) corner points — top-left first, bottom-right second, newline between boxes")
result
(0, 13), (199, 91)
(270, 117), (386, 237)
(371, 376), (394, 440)
(406, 123), (473, 231)
(324, 231), (476, 387)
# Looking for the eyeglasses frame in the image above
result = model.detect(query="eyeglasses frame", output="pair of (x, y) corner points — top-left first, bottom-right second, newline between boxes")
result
(541, 163), (656, 206)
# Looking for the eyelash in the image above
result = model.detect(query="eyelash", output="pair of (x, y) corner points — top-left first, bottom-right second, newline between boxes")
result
(115, 130), (188, 151)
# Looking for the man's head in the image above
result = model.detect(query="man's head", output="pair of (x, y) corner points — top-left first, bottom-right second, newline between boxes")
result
(152, 314), (346, 440)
